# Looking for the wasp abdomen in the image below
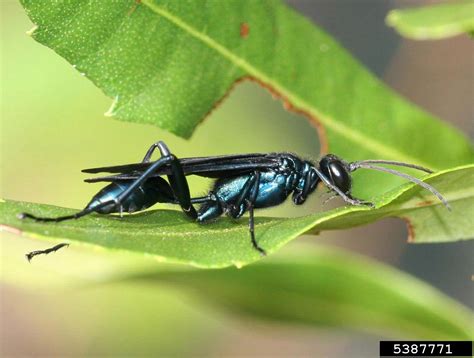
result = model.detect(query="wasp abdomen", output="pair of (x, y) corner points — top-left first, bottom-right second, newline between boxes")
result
(86, 177), (175, 214)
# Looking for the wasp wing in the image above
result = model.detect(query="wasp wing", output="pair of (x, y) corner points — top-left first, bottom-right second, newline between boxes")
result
(83, 153), (283, 182)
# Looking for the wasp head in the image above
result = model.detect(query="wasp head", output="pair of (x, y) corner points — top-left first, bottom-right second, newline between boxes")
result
(319, 154), (352, 195)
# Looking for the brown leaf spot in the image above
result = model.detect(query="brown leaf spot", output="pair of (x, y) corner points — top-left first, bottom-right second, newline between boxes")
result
(127, 0), (142, 16)
(240, 23), (250, 38)
(401, 217), (416, 243)
(416, 200), (434, 207)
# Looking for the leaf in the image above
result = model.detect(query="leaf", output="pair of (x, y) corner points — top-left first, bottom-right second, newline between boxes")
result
(121, 246), (474, 340)
(20, 0), (473, 184)
(3, 237), (471, 340)
(386, 1), (474, 40)
(1, 165), (472, 268)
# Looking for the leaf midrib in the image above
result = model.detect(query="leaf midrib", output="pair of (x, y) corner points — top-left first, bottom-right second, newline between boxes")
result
(12, 217), (281, 237)
(141, 0), (433, 167)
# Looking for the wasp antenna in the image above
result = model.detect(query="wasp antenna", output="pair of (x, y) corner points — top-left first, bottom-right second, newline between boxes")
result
(350, 160), (433, 174)
(351, 163), (451, 210)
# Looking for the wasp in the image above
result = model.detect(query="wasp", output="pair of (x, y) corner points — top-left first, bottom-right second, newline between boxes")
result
(19, 141), (449, 259)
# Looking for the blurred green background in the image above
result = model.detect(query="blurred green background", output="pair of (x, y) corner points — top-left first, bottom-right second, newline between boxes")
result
(1, 0), (472, 356)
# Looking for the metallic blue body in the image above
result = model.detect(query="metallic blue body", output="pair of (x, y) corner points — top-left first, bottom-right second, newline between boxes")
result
(85, 153), (321, 223)
(196, 154), (320, 221)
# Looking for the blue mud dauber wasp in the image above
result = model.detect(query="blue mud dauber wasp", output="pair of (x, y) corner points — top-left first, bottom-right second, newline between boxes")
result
(19, 140), (450, 260)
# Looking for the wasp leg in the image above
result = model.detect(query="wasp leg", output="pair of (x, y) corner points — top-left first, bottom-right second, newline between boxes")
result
(246, 199), (265, 256)
(313, 167), (375, 208)
(293, 167), (313, 205)
(154, 141), (197, 219)
(227, 171), (266, 256)
(143, 141), (209, 211)
(25, 243), (69, 262)
(18, 207), (98, 222)
(228, 171), (260, 218)
(247, 171), (265, 256)
(170, 195), (213, 205)
(322, 193), (338, 205)
(141, 141), (164, 163)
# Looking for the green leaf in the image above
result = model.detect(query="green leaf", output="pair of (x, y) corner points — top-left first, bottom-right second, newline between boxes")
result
(1, 165), (472, 268)
(3, 237), (471, 340)
(20, 0), (473, 182)
(386, 1), (474, 40)
(123, 246), (474, 340)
